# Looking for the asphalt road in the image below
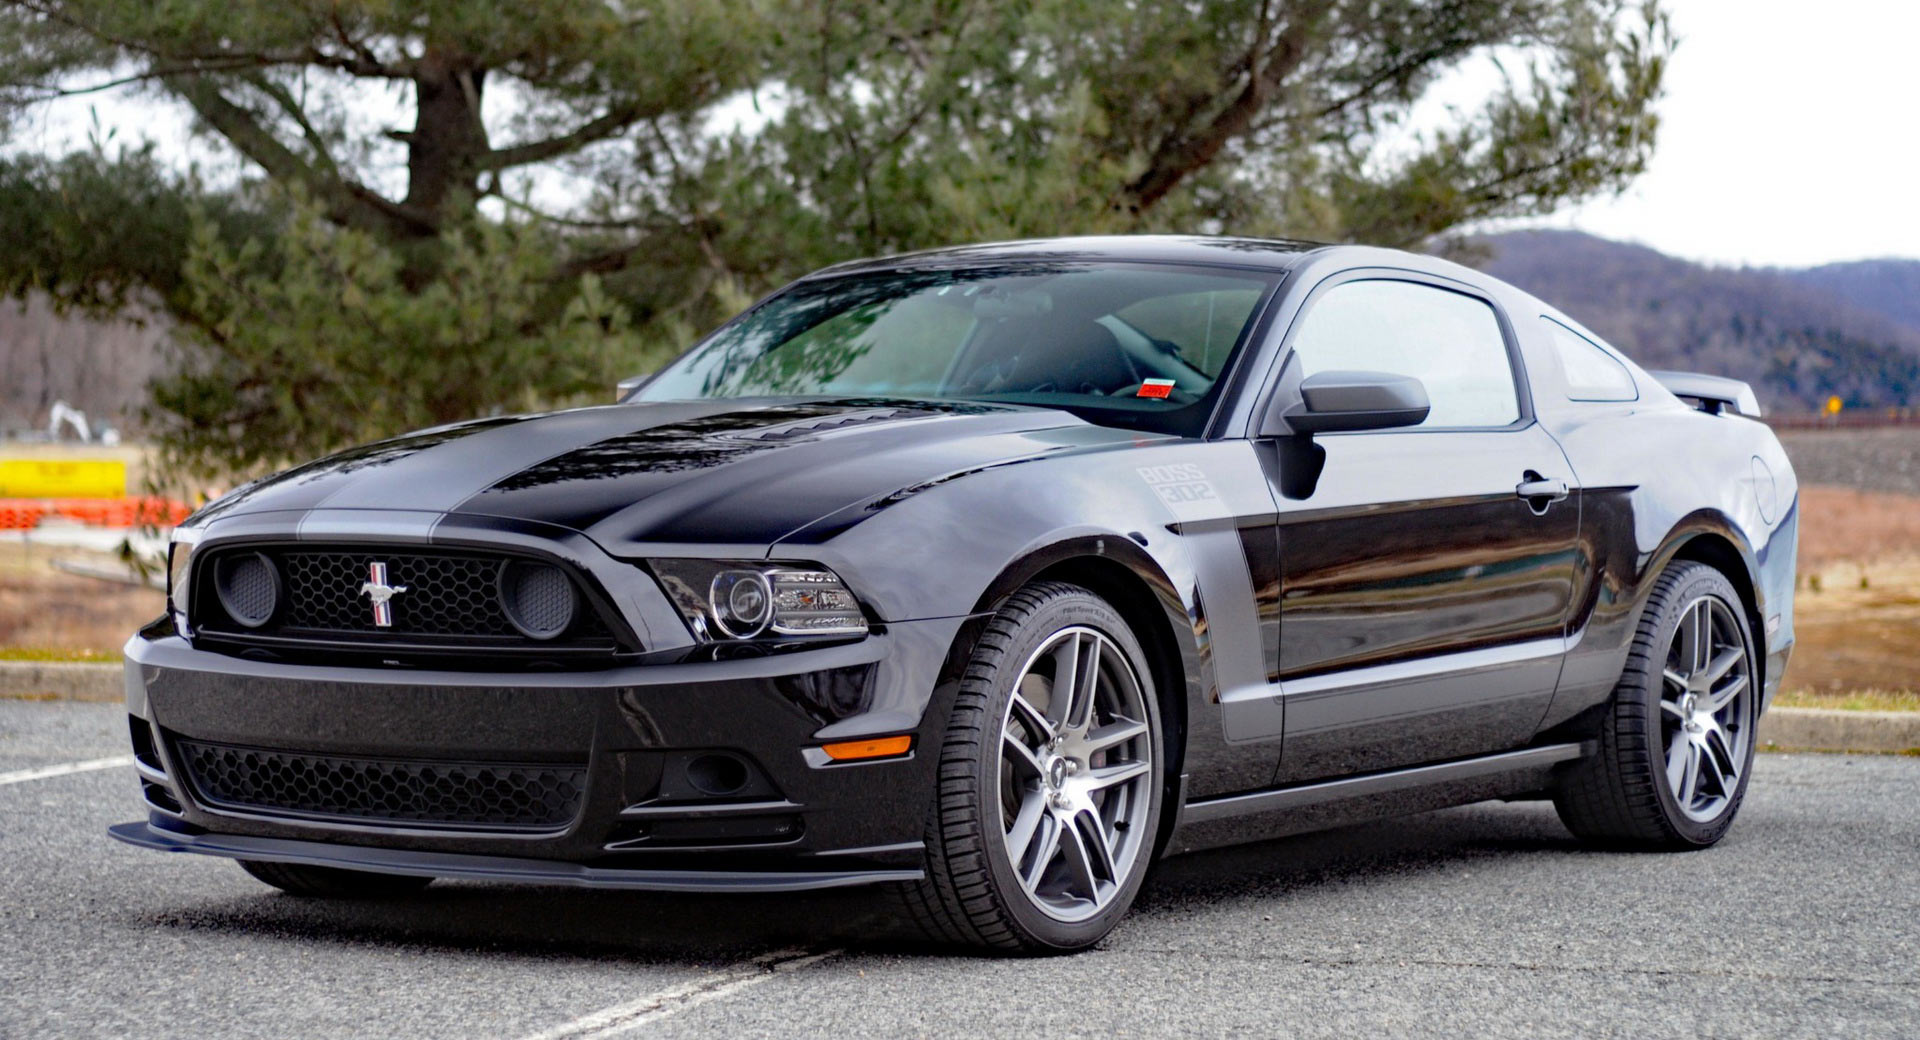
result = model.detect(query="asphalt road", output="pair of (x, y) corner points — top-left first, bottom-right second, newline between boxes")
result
(3, 699), (1916, 1040)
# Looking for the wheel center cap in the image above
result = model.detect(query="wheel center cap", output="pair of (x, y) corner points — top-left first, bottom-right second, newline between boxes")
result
(1048, 758), (1068, 789)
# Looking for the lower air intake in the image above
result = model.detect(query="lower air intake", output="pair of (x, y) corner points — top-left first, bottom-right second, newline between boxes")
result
(175, 739), (587, 831)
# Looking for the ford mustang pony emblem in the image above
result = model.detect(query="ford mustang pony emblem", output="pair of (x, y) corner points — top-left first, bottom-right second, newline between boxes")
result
(358, 562), (408, 627)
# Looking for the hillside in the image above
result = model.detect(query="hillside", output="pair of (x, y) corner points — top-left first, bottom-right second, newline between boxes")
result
(1476, 231), (1920, 411)
(1788, 259), (1920, 333)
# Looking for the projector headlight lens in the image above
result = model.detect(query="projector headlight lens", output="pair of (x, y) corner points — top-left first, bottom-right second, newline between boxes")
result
(652, 560), (868, 642)
(711, 569), (774, 638)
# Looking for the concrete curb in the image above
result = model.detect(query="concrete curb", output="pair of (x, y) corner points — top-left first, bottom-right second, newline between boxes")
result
(1759, 707), (1920, 755)
(3, 661), (1915, 753)
(0, 660), (122, 702)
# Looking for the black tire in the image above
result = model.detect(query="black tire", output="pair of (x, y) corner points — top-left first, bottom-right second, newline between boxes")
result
(239, 859), (435, 898)
(1553, 561), (1759, 849)
(899, 581), (1165, 953)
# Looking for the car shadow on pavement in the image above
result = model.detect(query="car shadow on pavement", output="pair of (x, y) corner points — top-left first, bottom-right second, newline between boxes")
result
(1137, 798), (1584, 909)
(126, 800), (1588, 962)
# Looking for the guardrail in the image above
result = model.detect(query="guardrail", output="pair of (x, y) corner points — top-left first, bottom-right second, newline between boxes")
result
(1767, 410), (1920, 430)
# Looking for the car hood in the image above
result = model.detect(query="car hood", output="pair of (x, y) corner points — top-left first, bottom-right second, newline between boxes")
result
(189, 398), (1093, 550)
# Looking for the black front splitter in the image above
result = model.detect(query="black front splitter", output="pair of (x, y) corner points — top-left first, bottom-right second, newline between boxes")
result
(108, 820), (923, 893)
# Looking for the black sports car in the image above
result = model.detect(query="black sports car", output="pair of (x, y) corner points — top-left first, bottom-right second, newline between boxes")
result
(113, 236), (1798, 953)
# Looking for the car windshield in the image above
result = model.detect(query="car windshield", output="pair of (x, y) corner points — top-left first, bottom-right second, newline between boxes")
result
(633, 261), (1282, 436)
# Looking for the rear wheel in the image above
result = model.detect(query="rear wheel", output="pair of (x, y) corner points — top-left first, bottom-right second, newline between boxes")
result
(900, 582), (1164, 953)
(1554, 561), (1759, 848)
(239, 860), (435, 898)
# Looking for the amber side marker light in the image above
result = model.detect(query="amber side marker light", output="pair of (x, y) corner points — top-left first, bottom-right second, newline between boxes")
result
(819, 735), (913, 761)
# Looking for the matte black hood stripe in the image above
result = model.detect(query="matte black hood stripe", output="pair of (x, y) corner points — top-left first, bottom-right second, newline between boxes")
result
(303, 405), (717, 517)
(191, 399), (1083, 551)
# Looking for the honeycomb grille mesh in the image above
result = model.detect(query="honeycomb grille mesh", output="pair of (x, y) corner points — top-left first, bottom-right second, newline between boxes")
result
(195, 546), (616, 649)
(281, 551), (518, 636)
(176, 739), (587, 830)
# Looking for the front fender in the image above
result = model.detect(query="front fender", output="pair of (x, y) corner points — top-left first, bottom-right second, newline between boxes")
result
(775, 434), (1285, 798)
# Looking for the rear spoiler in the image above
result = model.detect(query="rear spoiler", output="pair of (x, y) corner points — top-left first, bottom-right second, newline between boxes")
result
(1647, 370), (1763, 418)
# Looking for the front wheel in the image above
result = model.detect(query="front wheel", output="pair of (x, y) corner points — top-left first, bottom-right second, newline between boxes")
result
(900, 582), (1164, 953)
(1554, 561), (1759, 848)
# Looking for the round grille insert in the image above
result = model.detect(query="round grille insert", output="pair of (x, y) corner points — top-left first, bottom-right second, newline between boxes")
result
(498, 560), (576, 640)
(215, 552), (279, 628)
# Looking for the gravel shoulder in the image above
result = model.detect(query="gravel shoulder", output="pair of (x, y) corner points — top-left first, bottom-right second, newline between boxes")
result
(1776, 426), (1920, 496)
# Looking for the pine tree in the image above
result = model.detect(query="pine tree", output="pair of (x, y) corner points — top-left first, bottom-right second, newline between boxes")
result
(0, 0), (1671, 476)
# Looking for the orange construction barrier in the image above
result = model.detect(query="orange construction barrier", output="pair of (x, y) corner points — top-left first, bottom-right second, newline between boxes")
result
(0, 497), (192, 530)
(0, 502), (47, 531)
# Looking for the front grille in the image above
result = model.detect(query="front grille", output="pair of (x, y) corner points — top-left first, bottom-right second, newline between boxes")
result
(192, 545), (619, 654)
(280, 550), (521, 636)
(175, 739), (588, 831)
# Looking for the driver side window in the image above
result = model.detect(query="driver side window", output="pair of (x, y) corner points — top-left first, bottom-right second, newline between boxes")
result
(1289, 279), (1521, 429)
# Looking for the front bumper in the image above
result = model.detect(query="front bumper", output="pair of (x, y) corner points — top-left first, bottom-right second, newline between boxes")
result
(108, 818), (921, 891)
(115, 615), (977, 889)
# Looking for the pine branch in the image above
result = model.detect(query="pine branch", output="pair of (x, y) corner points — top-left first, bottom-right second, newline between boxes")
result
(3, 0), (414, 78)
(1114, 0), (1336, 214)
(171, 78), (435, 236)
(477, 104), (648, 171)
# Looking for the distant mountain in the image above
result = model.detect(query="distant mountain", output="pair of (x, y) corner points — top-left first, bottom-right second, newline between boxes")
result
(1474, 231), (1920, 411)
(1787, 259), (1920, 333)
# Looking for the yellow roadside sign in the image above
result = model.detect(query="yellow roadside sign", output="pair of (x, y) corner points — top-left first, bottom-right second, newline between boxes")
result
(0, 459), (128, 498)
(1825, 395), (1844, 415)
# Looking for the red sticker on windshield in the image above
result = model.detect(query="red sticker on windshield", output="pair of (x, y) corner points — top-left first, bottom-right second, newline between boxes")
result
(1137, 379), (1176, 399)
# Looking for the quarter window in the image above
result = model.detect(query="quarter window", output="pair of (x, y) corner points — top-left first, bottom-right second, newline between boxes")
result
(1543, 318), (1638, 402)
(1287, 279), (1520, 429)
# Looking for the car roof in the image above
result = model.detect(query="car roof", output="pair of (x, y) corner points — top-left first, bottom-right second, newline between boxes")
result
(808, 234), (1334, 278)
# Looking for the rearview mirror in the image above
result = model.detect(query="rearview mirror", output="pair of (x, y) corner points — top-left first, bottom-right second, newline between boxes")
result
(616, 374), (648, 401)
(1273, 370), (1430, 435)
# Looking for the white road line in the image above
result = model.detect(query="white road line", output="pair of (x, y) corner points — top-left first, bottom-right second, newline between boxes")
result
(515, 947), (843, 1040)
(0, 755), (135, 787)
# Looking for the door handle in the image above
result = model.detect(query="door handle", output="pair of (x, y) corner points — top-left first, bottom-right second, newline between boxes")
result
(1516, 471), (1569, 512)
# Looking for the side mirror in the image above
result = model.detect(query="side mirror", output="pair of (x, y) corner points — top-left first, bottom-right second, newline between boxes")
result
(616, 374), (648, 401)
(1266, 370), (1430, 435)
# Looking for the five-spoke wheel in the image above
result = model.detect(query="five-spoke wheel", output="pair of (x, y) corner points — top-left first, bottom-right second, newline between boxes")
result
(1658, 595), (1754, 823)
(1555, 560), (1759, 848)
(997, 626), (1155, 923)
(903, 582), (1164, 952)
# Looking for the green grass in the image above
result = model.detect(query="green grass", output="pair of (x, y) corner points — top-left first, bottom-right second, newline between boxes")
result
(0, 647), (119, 663)
(1774, 688), (1920, 712)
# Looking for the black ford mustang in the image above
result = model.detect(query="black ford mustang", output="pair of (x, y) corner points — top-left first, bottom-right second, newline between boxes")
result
(113, 236), (1798, 953)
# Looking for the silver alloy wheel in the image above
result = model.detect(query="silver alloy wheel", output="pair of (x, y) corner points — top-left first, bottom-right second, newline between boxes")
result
(994, 625), (1155, 923)
(1660, 595), (1755, 823)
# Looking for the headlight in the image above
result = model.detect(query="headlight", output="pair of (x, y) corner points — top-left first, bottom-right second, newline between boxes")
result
(650, 560), (869, 641)
(166, 530), (200, 619)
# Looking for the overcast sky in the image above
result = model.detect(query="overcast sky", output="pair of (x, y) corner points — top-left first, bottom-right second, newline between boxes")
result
(1512, 0), (1920, 267)
(9, 0), (1915, 269)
